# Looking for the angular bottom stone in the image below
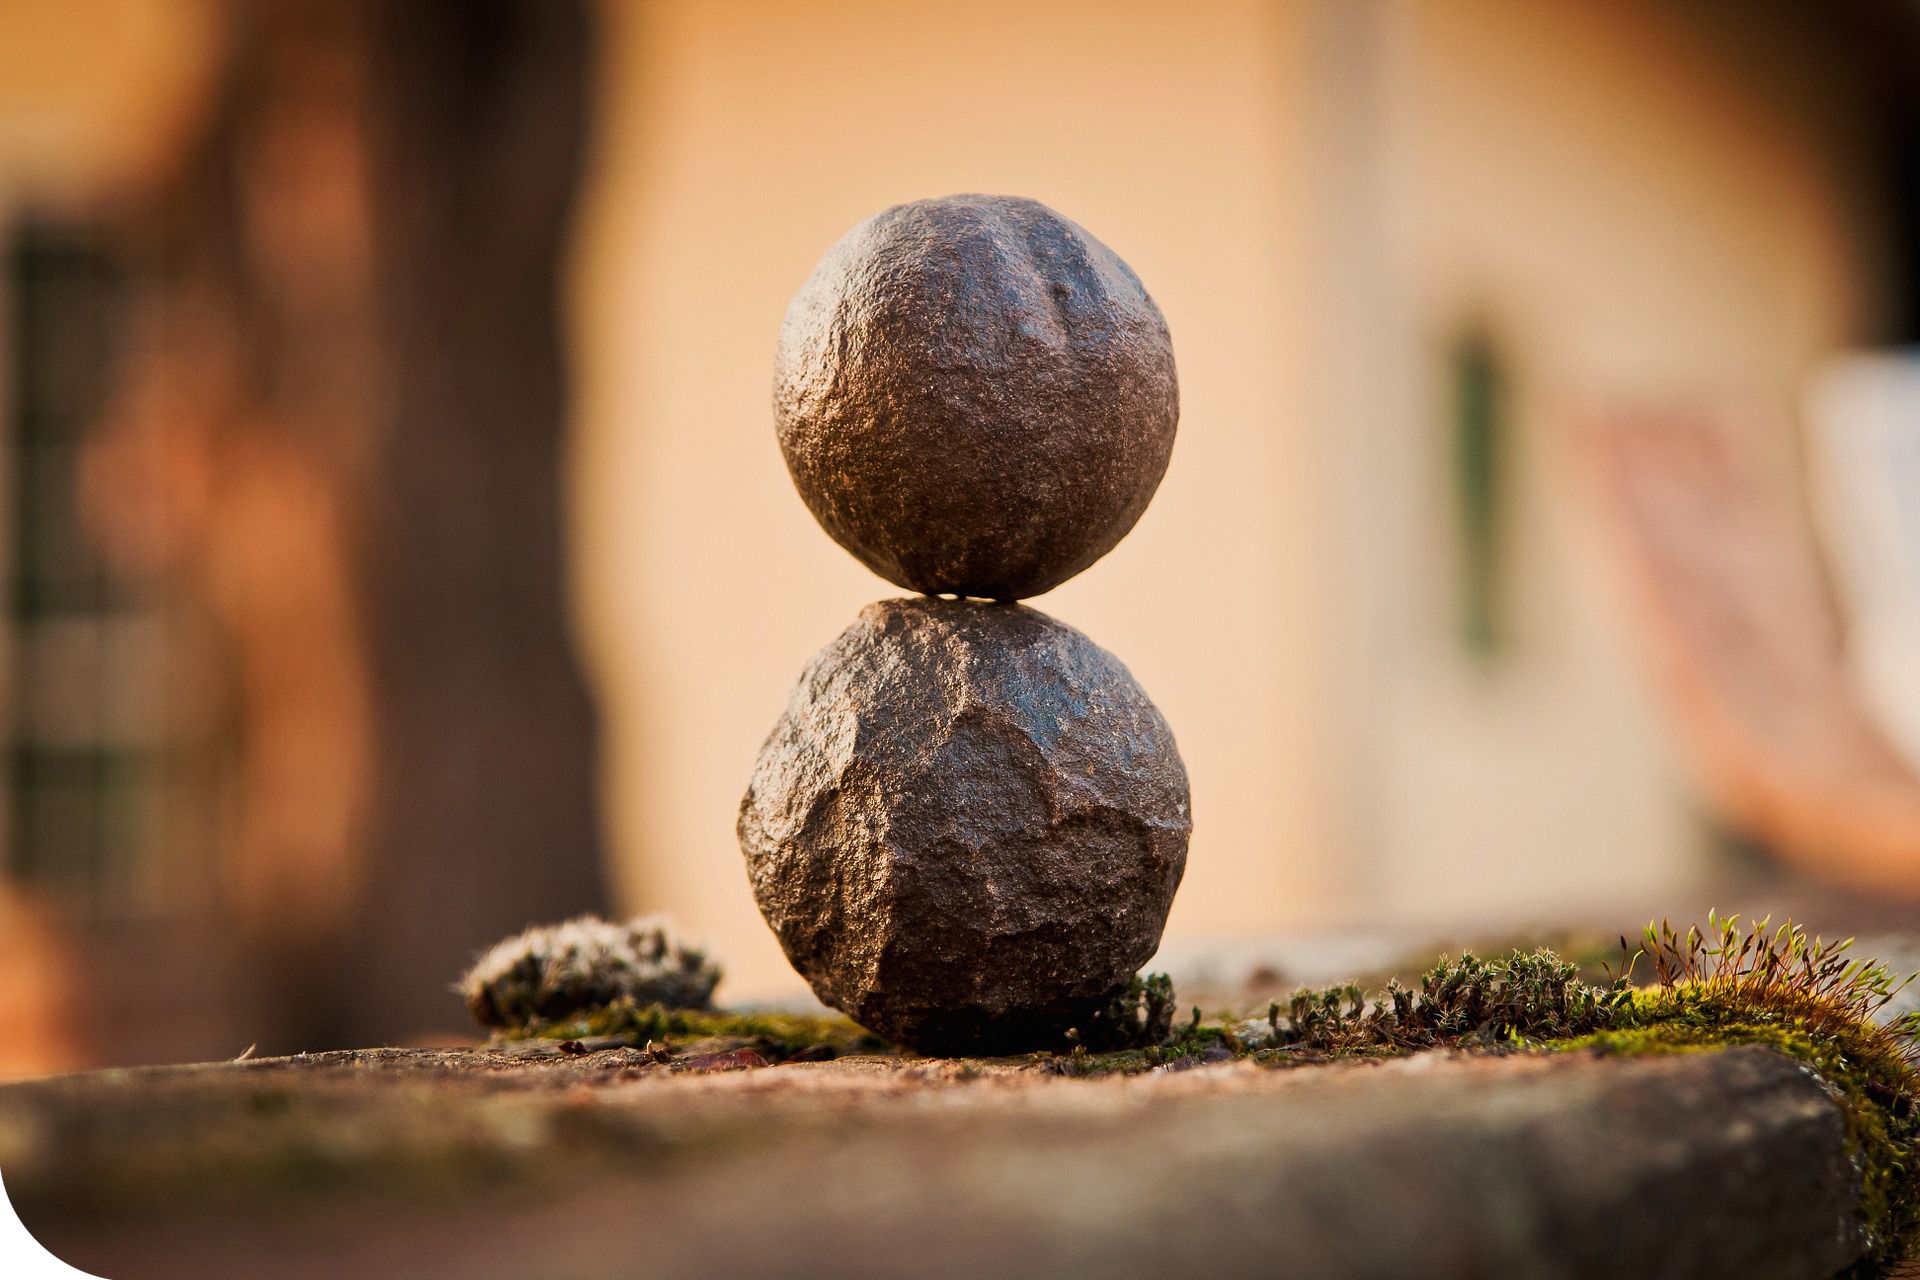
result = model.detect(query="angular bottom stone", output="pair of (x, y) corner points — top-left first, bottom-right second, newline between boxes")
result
(739, 598), (1192, 1053)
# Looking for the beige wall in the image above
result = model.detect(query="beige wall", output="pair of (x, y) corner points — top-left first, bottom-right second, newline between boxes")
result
(1336, 0), (1881, 923)
(573, 0), (1887, 997)
(0, 0), (1892, 1004)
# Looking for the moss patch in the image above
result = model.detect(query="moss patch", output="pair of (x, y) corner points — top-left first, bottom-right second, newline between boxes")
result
(500, 1000), (892, 1062)
(1047, 915), (1920, 1275)
(1562, 1016), (1912, 1277)
(1555, 986), (1919, 1276)
(1263, 947), (1633, 1052)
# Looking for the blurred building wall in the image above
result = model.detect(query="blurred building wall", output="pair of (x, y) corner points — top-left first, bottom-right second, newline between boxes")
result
(572, 0), (1892, 998)
(0, 0), (1900, 1039)
(1319, 0), (1889, 924)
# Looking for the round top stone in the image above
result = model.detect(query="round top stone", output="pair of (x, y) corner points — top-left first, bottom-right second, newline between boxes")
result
(773, 194), (1179, 601)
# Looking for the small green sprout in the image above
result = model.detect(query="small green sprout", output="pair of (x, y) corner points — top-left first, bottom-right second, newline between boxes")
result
(1268, 949), (1632, 1053)
(1073, 972), (1177, 1051)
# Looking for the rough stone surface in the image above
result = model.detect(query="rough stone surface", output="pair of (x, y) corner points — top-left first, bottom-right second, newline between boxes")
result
(738, 597), (1191, 1053)
(2, 1046), (1867, 1280)
(774, 194), (1178, 600)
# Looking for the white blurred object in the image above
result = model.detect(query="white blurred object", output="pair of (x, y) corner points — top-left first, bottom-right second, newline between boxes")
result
(1806, 352), (1920, 775)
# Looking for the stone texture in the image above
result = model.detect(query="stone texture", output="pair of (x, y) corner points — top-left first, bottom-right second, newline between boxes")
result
(774, 194), (1178, 600)
(2, 1046), (1868, 1279)
(738, 597), (1191, 1053)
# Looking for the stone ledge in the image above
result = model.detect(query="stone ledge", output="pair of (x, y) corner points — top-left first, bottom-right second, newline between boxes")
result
(0, 1042), (1868, 1278)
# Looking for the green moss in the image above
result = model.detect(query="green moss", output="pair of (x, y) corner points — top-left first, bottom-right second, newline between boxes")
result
(1045, 916), (1920, 1273)
(1072, 973), (1179, 1050)
(1554, 987), (1919, 1276)
(1559, 1021), (1911, 1276)
(1261, 947), (1633, 1054)
(1043, 1012), (1242, 1077)
(1614, 918), (1920, 1275)
(500, 1000), (891, 1061)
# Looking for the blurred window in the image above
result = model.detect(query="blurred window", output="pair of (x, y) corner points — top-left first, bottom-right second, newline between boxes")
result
(1448, 324), (1510, 663)
(3, 218), (164, 908)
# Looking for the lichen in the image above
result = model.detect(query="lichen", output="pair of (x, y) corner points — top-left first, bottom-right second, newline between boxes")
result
(459, 915), (721, 1031)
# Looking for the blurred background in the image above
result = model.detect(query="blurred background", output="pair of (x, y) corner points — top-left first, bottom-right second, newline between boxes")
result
(3, 0), (1920, 1075)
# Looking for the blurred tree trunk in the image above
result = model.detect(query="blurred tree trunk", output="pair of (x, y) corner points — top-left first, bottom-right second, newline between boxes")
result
(106, 0), (609, 1048)
(349, 0), (610, 1044)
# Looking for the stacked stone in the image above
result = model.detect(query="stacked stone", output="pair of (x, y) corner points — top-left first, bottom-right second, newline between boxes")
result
(739, 195), (1192, 1055)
